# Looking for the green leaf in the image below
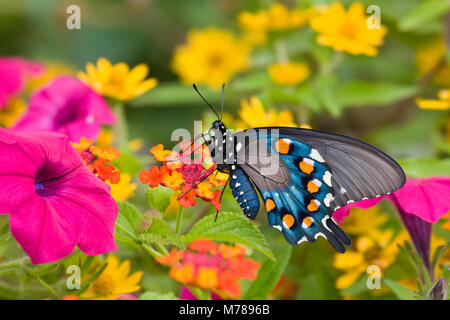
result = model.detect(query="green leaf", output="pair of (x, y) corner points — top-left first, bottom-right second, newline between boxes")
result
(398, 0), (450, 32)
(384, 279), (416, 300)
(139, 291), (179, 300)
(442, 263), (450, 280)
(431, 244), (448, 277)
(116, 201), (142, 241)
(138, 216), (184, 248)
(338, 82), (418, 107)
(181, 212), (275, 260)
(314, 74), (341, 117)
(397, 158), (450, 177)
(146, 185), (174, 213)
(243, 244), (292, 299)
(130, 83), (212, 107)
(232, 70), (272, 91)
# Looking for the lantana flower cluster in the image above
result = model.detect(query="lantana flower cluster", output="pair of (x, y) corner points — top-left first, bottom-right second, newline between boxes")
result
(157, 239), (260, 298)
(139, 143), (228, 210)
(72, 137), (121, 184)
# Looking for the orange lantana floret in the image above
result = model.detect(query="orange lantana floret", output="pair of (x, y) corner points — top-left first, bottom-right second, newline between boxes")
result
(169, 263), (195, 284)
(157, 239), (260, 299)
(195, 267), (219, 289)
(92, 159), (120, 184)
(150, 144), (172, 161)
(188, 239), (217, 254)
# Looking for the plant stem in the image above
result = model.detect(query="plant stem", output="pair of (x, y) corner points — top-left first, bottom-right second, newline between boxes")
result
(36, 275), (59, 298)
(142, 244), (162, 258)
(0, 257), (29, 271)
(274, 40), (289, 63)
(176, 206), (184, 234)
(112, 102), (129, 151)
(322, 51), (343, 74)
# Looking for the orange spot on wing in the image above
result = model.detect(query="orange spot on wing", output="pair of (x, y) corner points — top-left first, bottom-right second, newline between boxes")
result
(303, 216), (313, 227)
(307, 200), (319, 212)
(299, 160), (314, 174)
(265, 199), (276, 212)
(307, 180), (320, 193)
(282, 214), (295, 228)
(275, 139), (290, 154)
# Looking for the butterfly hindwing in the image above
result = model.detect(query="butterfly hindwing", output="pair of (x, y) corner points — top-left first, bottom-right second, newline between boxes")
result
(237, 131), (351, 252)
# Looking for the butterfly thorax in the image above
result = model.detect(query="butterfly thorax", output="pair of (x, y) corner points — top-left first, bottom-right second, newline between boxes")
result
(207, 120), (239, 173)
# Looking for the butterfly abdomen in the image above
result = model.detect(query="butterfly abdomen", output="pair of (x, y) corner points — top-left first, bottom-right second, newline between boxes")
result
(230, 167), (260, 219)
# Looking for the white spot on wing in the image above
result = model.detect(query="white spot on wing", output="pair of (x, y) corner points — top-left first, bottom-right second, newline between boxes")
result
(323, 171), (332, 187)
(314, 232), (326, 240)
(324, 193), (334, 207)
(309, 149), (325, 163)
(273, 225), (282, 231)
(297, 236), (307, 244)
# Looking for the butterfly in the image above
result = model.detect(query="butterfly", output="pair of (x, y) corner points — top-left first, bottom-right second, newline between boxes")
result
(182, 84), (406, 253)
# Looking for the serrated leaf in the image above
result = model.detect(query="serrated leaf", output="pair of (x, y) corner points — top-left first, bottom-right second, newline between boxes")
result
(243, 244), (292, 299)
(398, 0), (450, 32)
(146, 185), (174, 213)
(181, 212), (275, 260)
(140, 291), (179, 300)
(138, 216), (184, 248)
(116, 201), (142, 241)
(384, 279), (416, 300)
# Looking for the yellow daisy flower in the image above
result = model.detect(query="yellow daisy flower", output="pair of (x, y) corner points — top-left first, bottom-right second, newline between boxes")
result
(339, 206), (389, 238)
(238, 3), (312, 33)
(310, 2), (387, 56)
(82, 255), (143, 300)
(0, 98), (26, 128)
(236, 96), (297, 129)
(108, 173), (137, 201)
(171, 28), (250, 88)
(77, 58), (158, 101)
(268, 62), (310, 86)
(415, 89), (450, 110)
(333, 230), (408, 290)
(415, 38), (450, 86)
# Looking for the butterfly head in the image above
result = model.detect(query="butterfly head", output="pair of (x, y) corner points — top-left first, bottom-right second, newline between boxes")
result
(212, 120), (227, 133)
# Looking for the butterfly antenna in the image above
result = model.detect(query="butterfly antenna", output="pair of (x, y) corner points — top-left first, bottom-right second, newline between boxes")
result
(220, 83), (225, 121)
(193, 84), (220, 119)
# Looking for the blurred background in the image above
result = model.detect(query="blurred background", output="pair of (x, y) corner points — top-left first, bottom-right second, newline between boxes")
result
(1, 0), (449, 300)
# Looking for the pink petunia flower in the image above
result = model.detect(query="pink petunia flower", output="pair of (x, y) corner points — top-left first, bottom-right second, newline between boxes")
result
(333, 177), (450, 271)
(333, 177), (450, 224)
(0, 128), (118, 264)
(0, 56), (44, 108)
(180, 287), (222, 300)
(13, 76), (116, 142)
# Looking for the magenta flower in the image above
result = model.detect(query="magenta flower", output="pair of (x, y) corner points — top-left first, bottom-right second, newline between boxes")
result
(180, 287), (222, 300)
(0, 128), (118, 264)
(0, 56), (43, 107)
(333, 177), (450, 224)
(13, 76), (115, 142)
(333, 177), (450, 271)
